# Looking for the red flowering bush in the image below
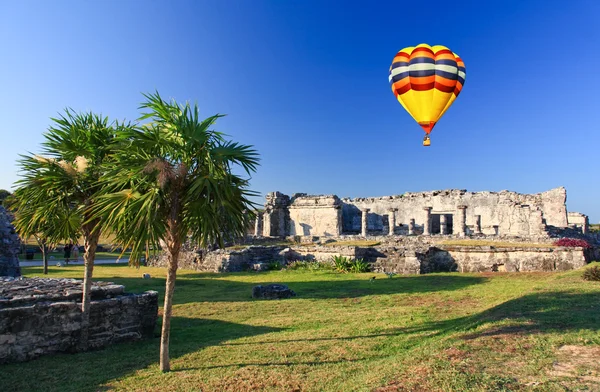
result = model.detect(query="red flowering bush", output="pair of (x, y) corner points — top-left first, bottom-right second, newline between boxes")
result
(554, 238), (591, 249)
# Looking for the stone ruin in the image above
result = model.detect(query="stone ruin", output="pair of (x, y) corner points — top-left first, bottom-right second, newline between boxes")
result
(0, 277), (158, 364)
(149, 186), (597, 275)
(254, 187), (590, 239)
(0, 205), (21, 277)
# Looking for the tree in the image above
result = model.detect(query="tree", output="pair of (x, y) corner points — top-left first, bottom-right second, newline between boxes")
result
(14, 110), (123, 347)
(8, 191), (79, 274)
(0, 189), (11, 206)
(93, 92), (259, 372)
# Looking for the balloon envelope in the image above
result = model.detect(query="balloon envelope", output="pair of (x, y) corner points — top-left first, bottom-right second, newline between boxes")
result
(389, 43), (465, 135)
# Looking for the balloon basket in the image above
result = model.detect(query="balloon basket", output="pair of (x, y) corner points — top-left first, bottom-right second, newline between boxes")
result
(423, 136), (431, 147)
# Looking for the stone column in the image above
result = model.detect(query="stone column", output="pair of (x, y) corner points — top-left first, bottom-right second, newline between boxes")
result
(440, 214), (447, 235)
(361, 208), (370, 237)
(262, 208), (271, 237)
(254, 213), (263, 237)
(423, 207), (432, 236)
(473, 215), (482, 235)
(388, 208), (397, 236)
(582, 216), (589, 235)
(455, 205), (467, 237)
(408, 219), (415, 235)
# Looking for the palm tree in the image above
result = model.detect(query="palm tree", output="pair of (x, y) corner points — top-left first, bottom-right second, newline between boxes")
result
(14, 110), (123, 347)
(93, 92), (259, 372)
(8, 191), (80, 274)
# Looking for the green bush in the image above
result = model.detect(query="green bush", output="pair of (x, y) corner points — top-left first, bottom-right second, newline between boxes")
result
(286, 260), (332, 271)
(583, 265), (600, 281)
(332, 255), (352, 273)
(349, 258), (370, 273)
(267, 261), (283, 270)
(331, 255), (370, 273)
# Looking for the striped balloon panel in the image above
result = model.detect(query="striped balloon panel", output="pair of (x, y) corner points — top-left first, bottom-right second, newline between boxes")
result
(389, 43), (466, 134)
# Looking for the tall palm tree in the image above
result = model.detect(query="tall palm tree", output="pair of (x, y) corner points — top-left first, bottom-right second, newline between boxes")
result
(14, 110), (123, 347)
(93, 92), (259, 372)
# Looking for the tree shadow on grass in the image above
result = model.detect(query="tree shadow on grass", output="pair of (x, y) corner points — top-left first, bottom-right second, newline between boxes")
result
(393, 290), (600, 340)
(93, 272), (488, 305)
(2, 317), (282, 392)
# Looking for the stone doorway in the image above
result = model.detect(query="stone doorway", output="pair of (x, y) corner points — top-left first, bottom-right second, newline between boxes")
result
(431, 213), (453, 234)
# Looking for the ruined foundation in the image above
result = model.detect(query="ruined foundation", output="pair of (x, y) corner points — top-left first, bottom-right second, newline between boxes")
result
(0, 278), (158, 364)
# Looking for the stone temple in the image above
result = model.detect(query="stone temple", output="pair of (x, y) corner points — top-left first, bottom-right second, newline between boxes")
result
(254, 187), (590, 238)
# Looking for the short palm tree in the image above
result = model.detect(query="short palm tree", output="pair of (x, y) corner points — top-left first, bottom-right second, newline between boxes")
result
(8, 190), (80, 274)
(93, 92), (259, 372)
(14, 110), (123, 347)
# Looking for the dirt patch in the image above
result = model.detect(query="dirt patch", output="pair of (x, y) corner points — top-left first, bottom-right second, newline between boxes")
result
(549, 345), (600, 383)
(200, 366), (303, 391)
(372, 365), (435, 392)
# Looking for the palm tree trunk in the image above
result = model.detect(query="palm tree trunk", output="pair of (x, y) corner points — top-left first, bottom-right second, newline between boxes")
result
(42, 243), (48, 275)
(160, 246), (179, 372)
(79, 224), (101, 350)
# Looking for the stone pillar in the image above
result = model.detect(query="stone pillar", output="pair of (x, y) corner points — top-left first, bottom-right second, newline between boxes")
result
(388, 208), (397, 236)
(582, 216), (589, 235)
(440, 214), (447, 235)
(408, 219), (415, 235)
(262, 208), (271, 237)
(254, 213), (263, 237)
(422, 207), (432, 235)
(473, 215), (482, 235)
(361, 208), (370, 237)
(455, 205), (467, 237)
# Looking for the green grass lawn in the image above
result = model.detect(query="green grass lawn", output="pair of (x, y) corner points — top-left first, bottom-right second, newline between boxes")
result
(4, 263), (600, 392)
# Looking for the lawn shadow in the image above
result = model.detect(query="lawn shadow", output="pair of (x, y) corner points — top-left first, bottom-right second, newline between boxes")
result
(393, 290), (600, 339)
(99, 273), (488, 305)
(3, 317), (282, 392)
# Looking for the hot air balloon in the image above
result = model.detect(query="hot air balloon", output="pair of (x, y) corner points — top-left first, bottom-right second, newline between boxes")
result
(389, 44), (466, 146)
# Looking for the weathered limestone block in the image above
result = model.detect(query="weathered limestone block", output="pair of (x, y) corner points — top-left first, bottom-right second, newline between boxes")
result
(252, 284), (296, 300)
(288, 195), (342, 237)
(0, 278), (157, 364)
(263, 192), (290, 237)
(437, 246), (588, 273)
(568, 212), (590, 234)
(0, 206), (21, 277)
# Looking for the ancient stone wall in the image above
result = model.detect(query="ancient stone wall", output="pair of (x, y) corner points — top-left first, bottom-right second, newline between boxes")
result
(0, 206), (21, 277)
(288, 194), (342, 237)
(258, 187), (569, 238)
(0, 278), (158, 364)
(433, 246), (588, 273)
(341, 187), (567, 237)
(149, 246), (289, 272)
(567, 212), (590, 234)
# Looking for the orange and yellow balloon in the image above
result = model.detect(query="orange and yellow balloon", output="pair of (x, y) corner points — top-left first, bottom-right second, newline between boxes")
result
(389, 43), (466, 146)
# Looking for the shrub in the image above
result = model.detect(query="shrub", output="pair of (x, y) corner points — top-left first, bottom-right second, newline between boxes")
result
(349, 258), (370, 273)
(267, 261), (283, 271)
(332, 255), (352, 273)
(554, 238), (591, 249)
(286, 260), (332, 271)
(331, 255), (370, 273)
(583, 266), (600, 281)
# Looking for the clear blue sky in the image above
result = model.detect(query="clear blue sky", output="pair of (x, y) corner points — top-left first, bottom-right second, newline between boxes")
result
(1, 0), (598, 221)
